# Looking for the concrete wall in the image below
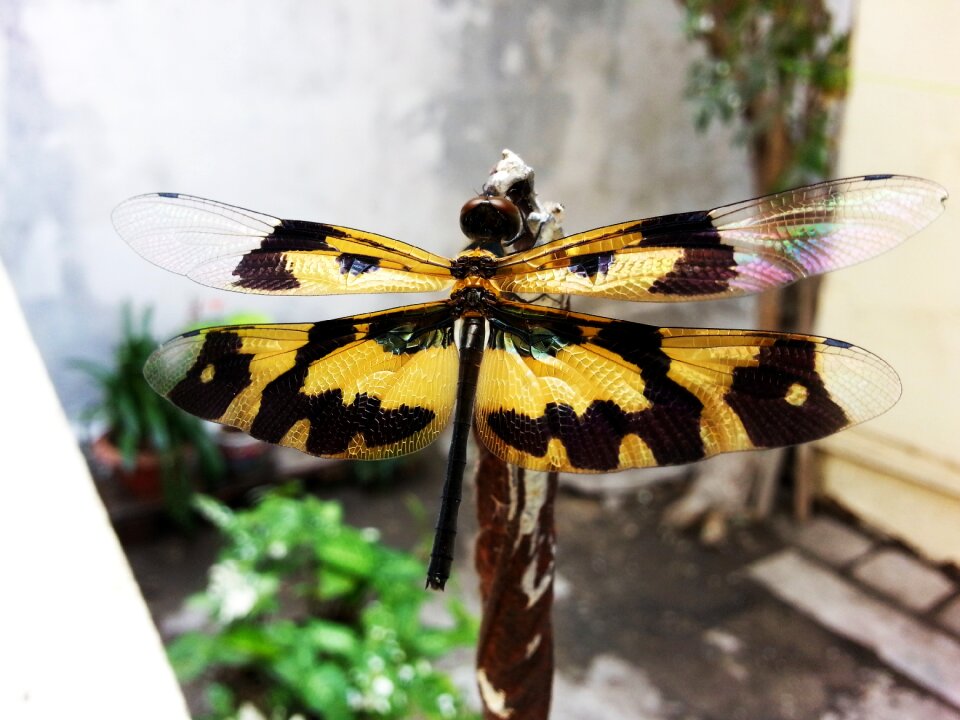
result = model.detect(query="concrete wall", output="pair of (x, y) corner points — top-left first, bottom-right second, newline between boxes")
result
(0, 0), (750, 419)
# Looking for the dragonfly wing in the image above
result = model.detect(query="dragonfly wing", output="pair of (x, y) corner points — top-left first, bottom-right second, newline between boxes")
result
(493, 175), (946, 301)
(114, 193), (454, 295)
(145, 302), (458, 459)
(473, 300), (899, 472)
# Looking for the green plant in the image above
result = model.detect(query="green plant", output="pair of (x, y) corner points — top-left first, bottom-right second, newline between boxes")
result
(169, 488), (479, 720)
(77, 305), (224, 519)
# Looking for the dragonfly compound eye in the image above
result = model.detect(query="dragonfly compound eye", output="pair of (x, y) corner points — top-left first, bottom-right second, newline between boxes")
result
(459, 196), (523, 246)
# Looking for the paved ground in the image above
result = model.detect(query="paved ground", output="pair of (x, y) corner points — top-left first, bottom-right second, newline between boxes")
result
(547, 494), (960, 720)
(125, 453), (960, 719)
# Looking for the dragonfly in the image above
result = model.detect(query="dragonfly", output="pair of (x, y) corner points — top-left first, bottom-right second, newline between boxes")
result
(113, 173), (946, 589)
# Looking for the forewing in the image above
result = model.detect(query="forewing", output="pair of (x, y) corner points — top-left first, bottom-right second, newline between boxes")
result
(492, 175), (946, 301)
(145, 302), (458, 459)
(474, 300), (899, 472)
(114, 193), (454, 295)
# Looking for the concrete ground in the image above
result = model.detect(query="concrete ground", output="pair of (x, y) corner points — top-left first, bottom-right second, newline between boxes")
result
(547, 494), (960, 720)
(124, 453), (960, 720)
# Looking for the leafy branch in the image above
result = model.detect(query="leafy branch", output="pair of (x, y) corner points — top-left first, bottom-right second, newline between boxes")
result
(680, 0), (850, 191)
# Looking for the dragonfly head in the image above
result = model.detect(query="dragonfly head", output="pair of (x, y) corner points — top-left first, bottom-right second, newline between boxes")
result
(460, 195), (523, 255)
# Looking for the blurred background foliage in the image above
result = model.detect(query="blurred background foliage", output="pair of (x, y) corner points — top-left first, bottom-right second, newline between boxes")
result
(679, 0), (850, 192)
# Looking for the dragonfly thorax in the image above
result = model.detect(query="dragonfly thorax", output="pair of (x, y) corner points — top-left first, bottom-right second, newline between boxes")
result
(450, 249), (498, 280)
(449, 286), (497, 317)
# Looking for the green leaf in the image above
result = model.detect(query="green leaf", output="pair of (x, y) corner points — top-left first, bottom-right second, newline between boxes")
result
(204, 682), (236, 717)
(414, 627), (477, 659)
(297, 664), (352, 718)
(114, 390), (141, 440)
(304, 619), (360, 657)
(141, 395), (172, 456)
(167, 632), (217, 681)
(315, 531), (377, 577)
(307, 496), (344, 527)
(262, 619), (305, 648)
(317, 567), (360, 601)
(216, 624), (280, 664)
(375, 549), (423, 584)
(193, 494), (235, 530)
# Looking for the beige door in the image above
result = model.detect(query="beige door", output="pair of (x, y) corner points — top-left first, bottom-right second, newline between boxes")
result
(816, 1), (960, 565)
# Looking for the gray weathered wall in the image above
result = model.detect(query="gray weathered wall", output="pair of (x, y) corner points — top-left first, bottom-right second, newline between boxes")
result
(0, 0), (751, 418)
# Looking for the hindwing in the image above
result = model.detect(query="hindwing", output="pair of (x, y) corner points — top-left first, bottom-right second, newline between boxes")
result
(491, 175), (946, 301)
(144, 302), (458, 459)
(473, 300), (899, 473)
(113, 193), (454, 295)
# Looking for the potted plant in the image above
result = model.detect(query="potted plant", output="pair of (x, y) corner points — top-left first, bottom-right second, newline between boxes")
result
(78, 305), (224, 522)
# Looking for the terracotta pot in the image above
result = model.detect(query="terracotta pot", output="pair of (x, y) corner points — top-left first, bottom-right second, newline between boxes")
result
(91, 434), (163, 501)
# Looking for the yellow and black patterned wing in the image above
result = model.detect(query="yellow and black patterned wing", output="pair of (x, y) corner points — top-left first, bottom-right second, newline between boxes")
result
(474, 300), (898, 472)
(145, 302), (458, 459)
(492, 175), (946, 301)
(114, 193), (454, 295)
